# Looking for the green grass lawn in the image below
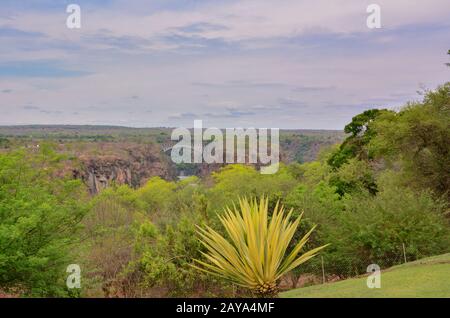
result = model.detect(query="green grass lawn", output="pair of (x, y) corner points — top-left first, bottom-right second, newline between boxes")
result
(281, 253), (450, 298)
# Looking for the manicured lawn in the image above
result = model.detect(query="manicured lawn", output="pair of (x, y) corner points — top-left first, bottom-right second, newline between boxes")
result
(281, 253), (450, 298)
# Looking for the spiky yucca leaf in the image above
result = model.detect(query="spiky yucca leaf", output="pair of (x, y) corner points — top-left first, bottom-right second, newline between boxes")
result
(192, 197), (328, 297)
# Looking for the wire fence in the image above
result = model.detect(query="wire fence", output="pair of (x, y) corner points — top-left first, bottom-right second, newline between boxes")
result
(280, 244), (449, 290)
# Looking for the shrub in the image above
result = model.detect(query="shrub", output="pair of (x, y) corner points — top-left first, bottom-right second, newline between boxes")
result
(0, 149), (87, 296)
(193, 197), (328, 297)
(135, 214), (230, 297)
(331, 173), (450, 275)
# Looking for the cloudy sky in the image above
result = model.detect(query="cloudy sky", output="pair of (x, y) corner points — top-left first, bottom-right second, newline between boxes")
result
(0, 0), (449, 129)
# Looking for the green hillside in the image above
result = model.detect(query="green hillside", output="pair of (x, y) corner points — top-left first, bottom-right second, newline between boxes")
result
(282, 253), (450, 298)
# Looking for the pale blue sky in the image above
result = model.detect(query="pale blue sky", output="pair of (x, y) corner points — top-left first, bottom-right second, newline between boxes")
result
(0, 0), (449, 128)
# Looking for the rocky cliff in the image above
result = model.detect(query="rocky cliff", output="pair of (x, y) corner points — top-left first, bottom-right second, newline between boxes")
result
(72, 142), (176, 194)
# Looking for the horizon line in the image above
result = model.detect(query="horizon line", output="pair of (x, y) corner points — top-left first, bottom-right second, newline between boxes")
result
(0, 124), (344, 132)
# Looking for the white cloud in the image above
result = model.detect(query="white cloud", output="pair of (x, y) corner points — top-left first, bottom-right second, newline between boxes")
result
(0, 0), (449, 128)
(4, 0), (450, 48)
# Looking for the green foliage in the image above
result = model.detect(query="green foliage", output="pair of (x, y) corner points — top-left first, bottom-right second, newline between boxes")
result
(328, 109), (393, 169)
(326, 173), (450, 276)
(138, 214), (200, 293)
(78, 185), (147, 297)
(0, 137), (11, 148)
(135, 213), (229, 297)
(207, 164), (297, 216)
(0, 148), (87, 296)
(370, 83), (450, 199)
(138, 177), (176, 219)
(329, 159), (378, 196)
(282, 181), (344, 284)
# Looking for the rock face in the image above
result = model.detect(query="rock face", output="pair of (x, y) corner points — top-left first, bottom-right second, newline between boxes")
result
(73, 143), (176, 194)
(81, 157), (133, 194)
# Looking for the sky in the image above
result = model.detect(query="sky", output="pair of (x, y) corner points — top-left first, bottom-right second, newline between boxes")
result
(0, 0), (449, 129)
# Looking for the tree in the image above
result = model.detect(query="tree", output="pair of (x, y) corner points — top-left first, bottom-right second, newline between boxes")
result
(370, 83), (450, 199)
(328, 109), (393, 169)
(0, 147), (87, 296)
(138, 177), (176, 218)
(336, 173), (450, 271)
(329, 158), (378, 196)
(0, 137), (10, 149)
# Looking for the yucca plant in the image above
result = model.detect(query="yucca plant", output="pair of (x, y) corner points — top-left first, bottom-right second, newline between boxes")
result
(192, 197), (328, 297)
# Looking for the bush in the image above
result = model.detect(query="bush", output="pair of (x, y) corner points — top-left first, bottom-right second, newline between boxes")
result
(0, 149), (88, 296)
(78, 185), (147, 297)
(135, 214), (231, 297)
(329, 172), (450, 275)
